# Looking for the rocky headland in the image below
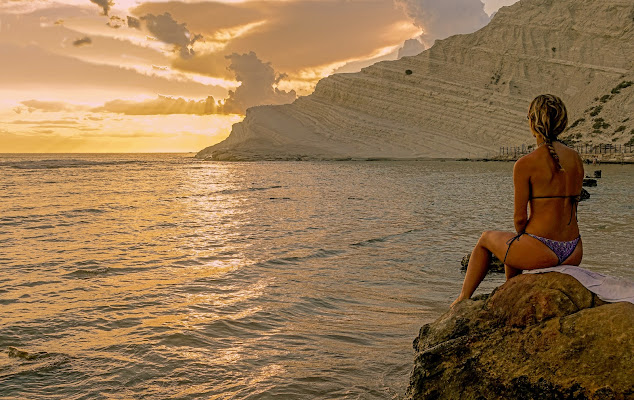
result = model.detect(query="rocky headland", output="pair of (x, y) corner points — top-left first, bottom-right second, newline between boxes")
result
(198, 0), (634, 161)
(406, 272), (634, 400)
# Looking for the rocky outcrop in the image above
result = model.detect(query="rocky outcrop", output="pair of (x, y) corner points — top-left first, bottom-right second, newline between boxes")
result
(583, 178), (598, 187)
(580, 188), (591, 201)
(198, 0), (634, 161)
(406, 273), (634, 400)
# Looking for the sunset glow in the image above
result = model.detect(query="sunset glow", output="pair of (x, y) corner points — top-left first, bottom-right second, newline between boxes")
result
(0, 0), (510, 153)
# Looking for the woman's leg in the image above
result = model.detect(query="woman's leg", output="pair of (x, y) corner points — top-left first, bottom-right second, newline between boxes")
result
(451, 230), (559, 307)
(505, 264), (522, 280)
(451, 231), (515, 307)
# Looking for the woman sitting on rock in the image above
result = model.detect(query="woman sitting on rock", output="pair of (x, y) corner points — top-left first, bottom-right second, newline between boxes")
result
(452, 94), (584, 307)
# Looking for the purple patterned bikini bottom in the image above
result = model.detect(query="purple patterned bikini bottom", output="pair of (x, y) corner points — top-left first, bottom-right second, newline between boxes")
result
(525, 233), (581, 264)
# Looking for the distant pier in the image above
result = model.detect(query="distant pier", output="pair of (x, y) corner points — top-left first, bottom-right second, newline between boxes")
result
(493, 143), (634, 163)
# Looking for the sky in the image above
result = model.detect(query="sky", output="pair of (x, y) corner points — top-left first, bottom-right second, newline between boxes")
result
(0, 0), (518, 153)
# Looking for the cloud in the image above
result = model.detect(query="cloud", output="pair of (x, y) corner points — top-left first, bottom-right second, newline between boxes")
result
(482, 0), (519, 16)
(0, 8), (231, 98)
(93, 95), (217, 115)
(140, 12), (202, 59)
(398, 38), (426, 58)
(8, 119), (79, 125)
(0, 43), (221, 99)
(394, 0), (491, 46)
(73, 36), (92, 47)
(89, 0), (113, 16)
(127, 15), (140, 29)
(107, 15), (125, 29)
(19, 100), (85, 113)
(132, 1), (419, 79)
(221, 52), (296, 114)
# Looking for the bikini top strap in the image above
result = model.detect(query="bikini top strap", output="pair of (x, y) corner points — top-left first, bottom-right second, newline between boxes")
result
(530, 195), (578, 199)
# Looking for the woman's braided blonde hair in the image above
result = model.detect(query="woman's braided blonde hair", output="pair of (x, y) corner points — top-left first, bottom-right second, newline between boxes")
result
(528, 94), (568, 170)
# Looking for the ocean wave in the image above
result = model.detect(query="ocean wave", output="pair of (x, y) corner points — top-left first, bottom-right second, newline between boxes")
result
(216, 185), (283, 195)
(63, 267), (111, 278)
(265, 248), (344, 266)
(1, 347), (71, 380)
(7, 347), (50, 361)
(350, 228), (424, 247)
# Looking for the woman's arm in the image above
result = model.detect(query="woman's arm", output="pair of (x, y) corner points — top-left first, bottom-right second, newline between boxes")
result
(513, 158), (530, 233)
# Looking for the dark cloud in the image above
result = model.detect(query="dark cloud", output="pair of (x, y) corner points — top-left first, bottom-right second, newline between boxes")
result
(398, 38), (426, 58)
(140, 12), (201, 59)
(93, 95), (217, 115)
(73, 36), (92, 47)
(89, 0), (113, 16)
(222, 52), (296, 114)
(127, 15), (141, 29)
(394, 0), (490, 46)
(107, 15), (125, 29)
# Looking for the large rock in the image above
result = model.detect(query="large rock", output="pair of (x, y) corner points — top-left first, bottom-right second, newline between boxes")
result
(406, 273), (634, 400)
(198, 0), (634, 161)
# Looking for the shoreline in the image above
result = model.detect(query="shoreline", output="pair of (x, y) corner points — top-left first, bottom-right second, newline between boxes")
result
(2, 152), (632, 164)
(195, 155), (634, 164)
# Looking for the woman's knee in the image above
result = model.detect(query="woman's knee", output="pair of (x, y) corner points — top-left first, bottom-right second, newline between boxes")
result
(478, 230), (495, 246)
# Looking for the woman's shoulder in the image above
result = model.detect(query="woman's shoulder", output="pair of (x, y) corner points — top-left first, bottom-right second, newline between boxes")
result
(516, 147), (546, 168)
(555, 142), (584, 169)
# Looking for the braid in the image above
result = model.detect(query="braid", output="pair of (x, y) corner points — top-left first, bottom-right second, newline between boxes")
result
(528, 94), (568, 171)
(545, 140), (563, 170)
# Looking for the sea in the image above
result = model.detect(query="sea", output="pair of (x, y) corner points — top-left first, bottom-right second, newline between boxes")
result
(1, 153), (633, 399)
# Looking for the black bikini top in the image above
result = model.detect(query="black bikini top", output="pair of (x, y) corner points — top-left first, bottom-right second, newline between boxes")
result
(530, 194), (581, 225)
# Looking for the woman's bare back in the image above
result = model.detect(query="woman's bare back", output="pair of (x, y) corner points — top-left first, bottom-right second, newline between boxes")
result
(520, 142), (584, 241)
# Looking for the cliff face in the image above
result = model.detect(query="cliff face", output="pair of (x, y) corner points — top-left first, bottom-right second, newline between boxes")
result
(406, 273), (634, 400)
(198, 0), (634, 160)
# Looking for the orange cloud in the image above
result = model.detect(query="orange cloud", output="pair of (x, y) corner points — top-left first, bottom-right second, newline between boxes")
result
(0, 43), (220, 99)
(72, 36), (92, 46)
(133, 1), (420, 81)
(19, 100), (86, 113)
(93, 95), (217, 115)
(0, 112), (243, 152)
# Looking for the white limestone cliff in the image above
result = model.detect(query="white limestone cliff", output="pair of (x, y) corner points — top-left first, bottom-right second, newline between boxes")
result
(197, 0), (634, 161)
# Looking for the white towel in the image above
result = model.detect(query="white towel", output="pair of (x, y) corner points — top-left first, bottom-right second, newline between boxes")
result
(524, 265), (634, 304)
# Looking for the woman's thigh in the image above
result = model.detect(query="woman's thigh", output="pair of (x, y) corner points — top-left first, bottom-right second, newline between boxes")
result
(481, 231), (559, 270)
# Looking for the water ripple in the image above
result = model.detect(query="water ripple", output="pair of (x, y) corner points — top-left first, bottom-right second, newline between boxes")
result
(0, 154), (631, 399)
